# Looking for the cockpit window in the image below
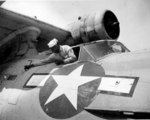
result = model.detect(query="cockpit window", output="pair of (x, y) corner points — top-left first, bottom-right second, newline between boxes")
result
(72, 45), (95, 62)
(84, 41), (110, 60)
(72, 40), (129, 62)
(83, 41), (129, 61)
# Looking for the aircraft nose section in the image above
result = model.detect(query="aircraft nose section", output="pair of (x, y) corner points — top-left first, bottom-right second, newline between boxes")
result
(39, 62), (105, 119)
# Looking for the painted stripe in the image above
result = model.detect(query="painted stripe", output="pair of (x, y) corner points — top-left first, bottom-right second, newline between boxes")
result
(98, 77), (135, 94)
(26, 74), (50, 87)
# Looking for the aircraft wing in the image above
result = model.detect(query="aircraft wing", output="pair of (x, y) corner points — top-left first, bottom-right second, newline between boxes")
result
(0, 6), (71, 48)
(0, 6), (72, 63)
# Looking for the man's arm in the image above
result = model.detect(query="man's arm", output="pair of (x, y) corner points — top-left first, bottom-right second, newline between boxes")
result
(33, 53), (57, 66)
(24, 53), (57, 70)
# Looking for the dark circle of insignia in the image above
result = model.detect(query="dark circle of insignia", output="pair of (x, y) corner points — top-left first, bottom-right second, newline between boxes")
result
(39, 62), (105, 119)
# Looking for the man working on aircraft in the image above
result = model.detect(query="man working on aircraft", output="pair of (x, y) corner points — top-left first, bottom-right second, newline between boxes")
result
(24, 38), (76, 70)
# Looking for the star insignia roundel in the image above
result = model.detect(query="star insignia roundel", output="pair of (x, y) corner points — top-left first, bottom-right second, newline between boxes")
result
(39, 62), (105, 119)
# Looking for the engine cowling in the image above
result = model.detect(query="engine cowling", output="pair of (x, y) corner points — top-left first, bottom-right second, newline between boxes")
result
(68, 10), (120, 45)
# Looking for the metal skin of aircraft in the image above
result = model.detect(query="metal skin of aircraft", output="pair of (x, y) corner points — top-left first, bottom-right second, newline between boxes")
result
(0, 1), (150, 120)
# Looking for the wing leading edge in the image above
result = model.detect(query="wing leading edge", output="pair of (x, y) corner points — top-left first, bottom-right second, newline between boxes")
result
(0, 7), (71, 47)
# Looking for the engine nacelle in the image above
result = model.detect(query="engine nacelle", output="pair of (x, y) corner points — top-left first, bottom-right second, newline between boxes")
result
(68, 10), (120, 45)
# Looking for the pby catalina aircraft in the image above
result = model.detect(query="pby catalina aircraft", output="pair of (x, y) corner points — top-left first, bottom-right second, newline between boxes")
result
(0, 1), (150, 120)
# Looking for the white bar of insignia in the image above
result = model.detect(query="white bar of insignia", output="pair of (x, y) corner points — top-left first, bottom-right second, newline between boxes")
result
(98, 77), (135, 93)
(26, 75), (50, 87)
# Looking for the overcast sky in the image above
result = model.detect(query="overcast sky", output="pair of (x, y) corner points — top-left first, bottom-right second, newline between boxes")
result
(2, 0), (150, 51)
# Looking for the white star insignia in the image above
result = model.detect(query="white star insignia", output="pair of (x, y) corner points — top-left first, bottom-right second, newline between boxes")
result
(44, 65), (100, 110)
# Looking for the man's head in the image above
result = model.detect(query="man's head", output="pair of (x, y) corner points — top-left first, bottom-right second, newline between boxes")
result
(48, 38), (60, 53)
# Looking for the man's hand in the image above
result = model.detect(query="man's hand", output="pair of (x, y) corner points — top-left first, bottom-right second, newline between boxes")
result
(24, 64), (34, 71)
